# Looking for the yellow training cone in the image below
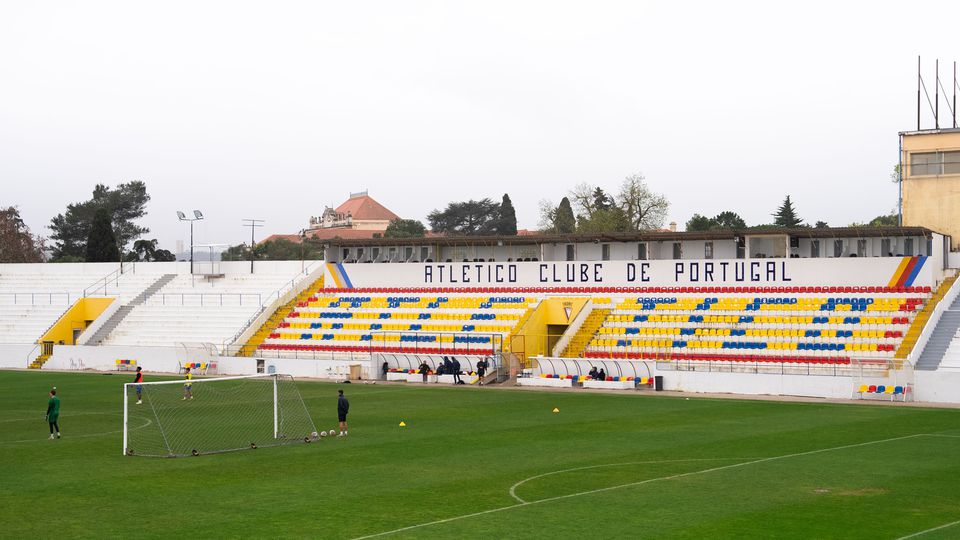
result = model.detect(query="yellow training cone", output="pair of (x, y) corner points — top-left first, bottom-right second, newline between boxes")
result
(552, 408), (560, 413)
(399, 421), (406, 427)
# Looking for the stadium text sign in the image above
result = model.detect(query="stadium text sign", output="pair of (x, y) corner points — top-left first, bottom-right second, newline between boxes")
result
(326, 257), (930, 288)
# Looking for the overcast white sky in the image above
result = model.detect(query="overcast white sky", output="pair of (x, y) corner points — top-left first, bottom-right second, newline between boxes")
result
(1, 1), (958, 252)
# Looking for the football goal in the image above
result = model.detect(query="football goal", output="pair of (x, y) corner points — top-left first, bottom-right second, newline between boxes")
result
(123, 374), (318, 457)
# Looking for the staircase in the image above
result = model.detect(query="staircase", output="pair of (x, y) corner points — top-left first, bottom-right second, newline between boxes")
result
(502, 302), (539, 354)
(913, 293), (960, 371)
(28, 342), (55, 369)
(84, 274), (176, 345)
(561, 308), (610, 358)
(895, 275), (957, 362)
(235, 276), (325, 357)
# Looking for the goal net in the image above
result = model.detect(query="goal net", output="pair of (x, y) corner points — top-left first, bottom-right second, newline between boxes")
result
(123, 374), (317, 457)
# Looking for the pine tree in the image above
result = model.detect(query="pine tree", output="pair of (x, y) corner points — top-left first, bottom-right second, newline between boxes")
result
(85, 208), (121, 262)
(496, 194), (518, 235)
(555, 197), (576, 234)
(773, 196), (803, 227)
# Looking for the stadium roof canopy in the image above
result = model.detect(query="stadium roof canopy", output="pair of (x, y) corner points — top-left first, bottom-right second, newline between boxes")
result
(316, 226), (941, 247)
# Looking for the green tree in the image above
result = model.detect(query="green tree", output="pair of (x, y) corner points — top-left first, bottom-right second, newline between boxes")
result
(713, 211), (747, 229)
(685, 214), (716, 231)
(494, 193), (518, 235)
(576, 207), (631, 233)
(0, 206), (44, 263)
(126, 239), (176, 262)
(850, 213), (898, 227)
(384, 219), (427, 239)
(772, 195), (803, 227)
(686, 211), (746, 232)
(616, 174), (670, 230)
(815, 220), (829, 229)
(85, 208), (120, 262)
(555, 197), (576, 234)
(221, 238), (324, 262)
(427, 199), (500, 235)
(49, 181), (150, 260)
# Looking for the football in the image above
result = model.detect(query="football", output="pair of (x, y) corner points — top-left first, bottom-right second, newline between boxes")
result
(320, 431), (327, 437)
(311, 431), (318, 440)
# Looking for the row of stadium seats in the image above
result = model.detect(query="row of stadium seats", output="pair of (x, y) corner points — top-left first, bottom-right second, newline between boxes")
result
(320, 286), (932, 294)
(582, 291), (930, 361)
(259, 293), (535, 356)
(581, 351), (853, 364)
(258, 343), (497, 356)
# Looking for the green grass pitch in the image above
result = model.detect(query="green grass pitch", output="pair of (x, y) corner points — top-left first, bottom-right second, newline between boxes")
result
(2, 370), (960, 539)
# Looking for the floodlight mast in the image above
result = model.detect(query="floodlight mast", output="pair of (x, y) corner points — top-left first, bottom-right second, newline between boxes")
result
(177, 210), (204, 275)
(242, 219), (265, 274)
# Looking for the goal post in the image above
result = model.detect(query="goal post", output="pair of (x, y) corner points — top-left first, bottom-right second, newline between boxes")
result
(123, 374), (318, 457)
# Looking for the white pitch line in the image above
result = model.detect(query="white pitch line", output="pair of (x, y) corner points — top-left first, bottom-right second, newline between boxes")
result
(351, 433), (928, 540)
(896, 519), (960, 539)
(0, 415), (152, 446)
(509, 458), (760, 503)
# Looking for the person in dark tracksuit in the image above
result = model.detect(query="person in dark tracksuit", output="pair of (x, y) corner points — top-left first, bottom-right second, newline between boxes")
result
(337, 389), (349, 437)
(476, 358), (487, 385)
(451, 357), (462, 384)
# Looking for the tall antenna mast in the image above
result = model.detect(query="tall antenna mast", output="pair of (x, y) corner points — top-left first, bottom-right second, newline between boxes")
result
(917, 56), (922, 130)
(935, 59), (939, 129)
(954, 61), (957, 129)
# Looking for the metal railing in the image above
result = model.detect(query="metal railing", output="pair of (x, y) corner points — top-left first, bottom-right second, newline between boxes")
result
(0, 292), (76, 305)
(146, 292), (265, 307)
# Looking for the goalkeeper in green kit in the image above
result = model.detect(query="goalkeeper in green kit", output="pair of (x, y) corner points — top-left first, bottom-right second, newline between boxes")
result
(46, 388), (60, 440)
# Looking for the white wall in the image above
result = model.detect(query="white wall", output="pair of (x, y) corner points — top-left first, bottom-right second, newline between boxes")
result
(37, 344), (368, 380)
(915, 370), (960, 403)
(658, 369), (856, 399)
(0, 344), (42, 368)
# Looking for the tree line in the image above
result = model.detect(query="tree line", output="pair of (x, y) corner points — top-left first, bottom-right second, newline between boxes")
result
(1, 176), (902, 264)
(1, 181), (174, 263)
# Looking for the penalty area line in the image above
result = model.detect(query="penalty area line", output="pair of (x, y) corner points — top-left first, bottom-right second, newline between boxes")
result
(351, 433), (928, 539)
(896, 519), (960, 539)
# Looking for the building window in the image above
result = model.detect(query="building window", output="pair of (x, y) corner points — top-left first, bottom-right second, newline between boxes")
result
(856, 239), (867, 258)
(342, 248), (350, 260)
(736, 237), (745, 259)
(404, 247), (413, 261)
(911, 151), (960, 176)
(810, 240), (820, 258)
(904, 238), (914, 256)
(833, 240), (843, 257)
(566, 244), (575, 261)
(672, 242), (682, 260)
(704, 242), (714, 259)
(637, 243), (647, 260)
(420, 247), (430, 261)
(927, 238), (933, 256)
(601, 244), (611, 261)
(881, 239), (891, 256)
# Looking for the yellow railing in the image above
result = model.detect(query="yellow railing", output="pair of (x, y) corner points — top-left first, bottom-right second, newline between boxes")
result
(561, 308), (610, 358)
(235, 276), (325, 357)
(894, 275), (957, 361)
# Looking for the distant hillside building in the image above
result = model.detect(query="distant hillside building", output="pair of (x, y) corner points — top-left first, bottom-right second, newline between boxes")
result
(263, 191), (401, 244)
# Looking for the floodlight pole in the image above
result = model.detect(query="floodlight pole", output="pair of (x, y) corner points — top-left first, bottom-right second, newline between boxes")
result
(177, 210), (204, 275)
(242, 219), (265, 274)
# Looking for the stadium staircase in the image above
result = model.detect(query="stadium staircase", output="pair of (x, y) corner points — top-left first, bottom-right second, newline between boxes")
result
(561, 308), (610, 358)
(503, 303), (538, 354)
(83, 274), (176, 345)
(895, 275), (957, 364)
(28, 349), (52, 369)
(235, 276), (325, 357)
(913, 288), (960, 371)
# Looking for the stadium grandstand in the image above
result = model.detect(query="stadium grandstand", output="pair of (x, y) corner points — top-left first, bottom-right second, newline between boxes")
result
(3, 226), (960, 403)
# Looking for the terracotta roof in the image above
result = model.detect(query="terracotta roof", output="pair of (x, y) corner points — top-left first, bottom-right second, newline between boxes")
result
(334, 194), (399, 222)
